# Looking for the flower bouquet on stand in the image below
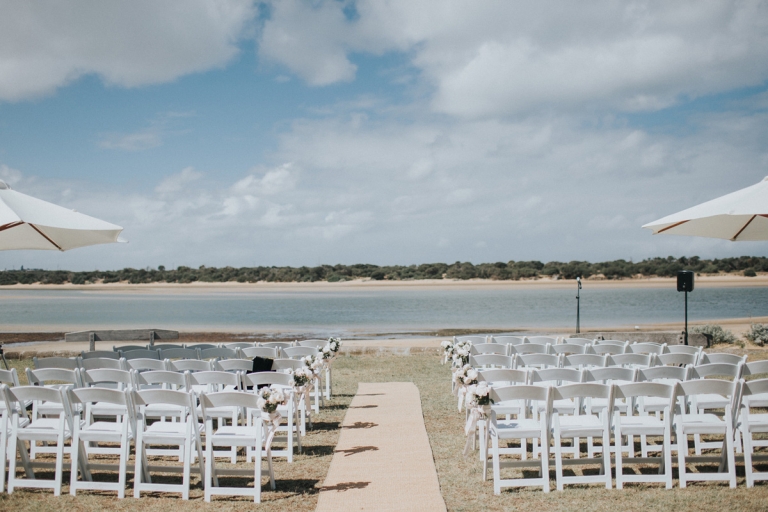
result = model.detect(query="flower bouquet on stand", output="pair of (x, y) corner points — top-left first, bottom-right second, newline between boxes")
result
(302, 354), (324, 413)
(291, 366), (315, 431)
(257, 385), (288, 442)
(463, 381), (494, 457)
(452, 364), (478, 411)
(440, 340), (455, 365)
(320, 337), (342, 400)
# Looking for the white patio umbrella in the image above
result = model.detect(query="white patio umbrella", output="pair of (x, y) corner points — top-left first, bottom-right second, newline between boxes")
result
(0, 179), (124, 251)
(642, 176), (768, 241)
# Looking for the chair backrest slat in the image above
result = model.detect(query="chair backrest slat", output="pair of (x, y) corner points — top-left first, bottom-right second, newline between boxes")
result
(33, 356), (79, 370)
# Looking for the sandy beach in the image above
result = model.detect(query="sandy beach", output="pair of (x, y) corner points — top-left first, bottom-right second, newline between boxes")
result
(0, 273), (766, 293)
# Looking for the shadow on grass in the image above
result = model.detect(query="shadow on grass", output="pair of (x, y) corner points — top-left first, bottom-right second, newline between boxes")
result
(302, 445), (337, 457)
(309, 422), (340, 432)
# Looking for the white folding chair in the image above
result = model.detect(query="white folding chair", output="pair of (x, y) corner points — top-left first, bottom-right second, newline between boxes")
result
(562, 337), (593, 347)
(136, 370), (191, 459)
(214, 359), (254, 373)
(170, 359), (214, 373)
(242, 346), (279, 359)
(471, 343), (507, 356)
(68, 387), (135, 498)
(552, 383), (614, 490)
(33, 356), (79, 370)
(126, 358), (167, 372)
(613, 382), (675, 489)
(583, 367), (636, 458)
(562, 354), (606, 370)
(201, 347), (240, 361)
(132, 388), (205, 500)
(655, 353), (697, 367)
(486, 385), (552, 493)
(120, 349), (161, 360)
(635, 365), (689, 458)
(674, 379), (741, 488)
(221, 342), (256, 350)
(160, 348), (202, 361)
(530, 368), (583, 459)
(479, 369), (529, 461)
(469, 354), (514, 369)
(242, 372), (300, 460)
(80, 357), (126, 371)
(455, 335), (488, 345)
(25, 367), (82, 459)
(526, 336), (558, 346)
(81, 350), (121, 360)
(665, 344), (703, 363)
(512, 343), (549, 355)
(200, 391), (275, 503)
(185, 343), (217, 351)
(4, 385), (81, 496)
(738, 378), (768, 487)
(626, 342), (666, 355)
(189, 371), (242, 463)
(608, 353), (652, 369)
(490, 336), (526, 348)
(0, 383), (32, 494)
(549, 344), (585, 356)
(590, 343), (627, 356)
(698, 353), (747, 366)
(516, 353), (560, 371)
(688, 363), (744, 455)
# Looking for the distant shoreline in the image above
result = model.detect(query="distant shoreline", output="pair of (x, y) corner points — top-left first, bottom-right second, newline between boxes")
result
(0, 274), (767, 293)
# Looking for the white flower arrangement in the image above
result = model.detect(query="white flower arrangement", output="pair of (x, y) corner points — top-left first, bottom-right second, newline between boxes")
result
(291, 366), (313, 388)
(453, 364), (478, 387)
(257, 385), (288, 414)
(441, 340), (455, 357)
(321, 337), (342, 361)
(451, 339), (472, 367)
(466, 381), (493, 407)
(302, 354), (324, 376)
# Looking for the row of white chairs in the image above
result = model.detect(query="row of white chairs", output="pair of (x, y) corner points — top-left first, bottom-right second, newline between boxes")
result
(83, 344), (321, 362)
(0, 381), (285, 502)
(4, 367), (312, 465)
(109, 339), (328, 354)
(483, 377), (764, 493)
(468, 352), (747, 372)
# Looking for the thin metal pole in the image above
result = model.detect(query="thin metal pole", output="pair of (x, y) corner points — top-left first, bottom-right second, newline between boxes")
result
(576, 278), (581, 334)
(684, 290), (688, 346)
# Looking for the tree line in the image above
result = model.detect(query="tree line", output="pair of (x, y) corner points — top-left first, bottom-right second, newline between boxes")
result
(0, 256), (766, 285)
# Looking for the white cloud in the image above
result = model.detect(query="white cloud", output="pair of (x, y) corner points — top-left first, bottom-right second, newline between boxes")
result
(258, 1), (768, 117)
(155, 167), (203, 195)
(99, 130), (163, 152)
(0, 0), (255, 101)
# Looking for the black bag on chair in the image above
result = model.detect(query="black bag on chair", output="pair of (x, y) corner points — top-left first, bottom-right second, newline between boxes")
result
(249, 356), (275, 390)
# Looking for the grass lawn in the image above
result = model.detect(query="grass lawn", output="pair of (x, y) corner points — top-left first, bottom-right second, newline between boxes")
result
(3, 351), (768, 510)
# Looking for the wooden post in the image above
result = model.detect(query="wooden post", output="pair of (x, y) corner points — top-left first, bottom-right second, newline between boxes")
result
(149, 330), (155, 347)
(89, 332), (95, 352)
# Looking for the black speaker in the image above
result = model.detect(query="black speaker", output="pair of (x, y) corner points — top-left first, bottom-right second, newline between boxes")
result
(677, 270), (694, 292)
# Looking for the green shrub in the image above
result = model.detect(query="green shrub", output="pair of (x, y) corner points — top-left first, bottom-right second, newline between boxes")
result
(691, 324), (737, 345)
(744, 268), (757, 277)
(745, 324), (768, 346)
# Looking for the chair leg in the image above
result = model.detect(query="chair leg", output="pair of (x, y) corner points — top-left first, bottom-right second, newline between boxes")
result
(664, 426), (673, 489)
(726, 425), (737, 488)
(7, 430), (18, 494)
(134, 432), (143, 498)
(70, 429), (81, 496)
(602, 429), (611, 489)
(54, 432), (65, 497)
(541, 434), (550, 493)
(677, 426), (687, 488)
(118, 434), (128, 499)
(252, 447), (261, 504)
(492, 434), (501, 495)
(554, 429), (564, 491)
(182, 436), (192, 500)
(0, 418), (6, 494)
(743, 427), (755, 488)
(615, 422), (623, 490)
(204, 437), (213, 502)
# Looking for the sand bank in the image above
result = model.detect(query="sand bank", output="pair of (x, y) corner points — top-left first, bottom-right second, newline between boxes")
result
(0, 274), (766, 294)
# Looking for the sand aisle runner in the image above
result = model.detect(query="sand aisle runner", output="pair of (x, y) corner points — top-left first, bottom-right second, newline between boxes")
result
(316, 382), (446, 512)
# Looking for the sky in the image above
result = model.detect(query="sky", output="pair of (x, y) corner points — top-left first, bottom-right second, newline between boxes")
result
(0, 0), (767, 271)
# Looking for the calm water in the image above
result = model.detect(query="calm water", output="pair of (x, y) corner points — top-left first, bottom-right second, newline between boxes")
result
(0, 286), (766, 335)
